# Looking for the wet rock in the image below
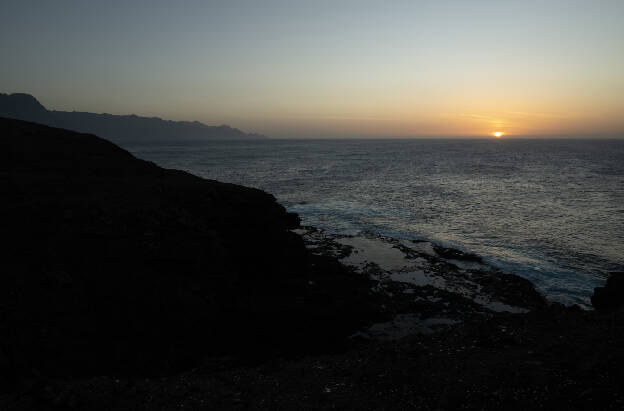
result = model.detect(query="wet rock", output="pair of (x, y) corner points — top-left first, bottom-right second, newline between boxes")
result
(433, 245), (483, 262)
(591, 272), (624, 311)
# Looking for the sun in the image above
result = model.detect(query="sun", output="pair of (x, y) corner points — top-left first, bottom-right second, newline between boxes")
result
(493, 131), (504, 138)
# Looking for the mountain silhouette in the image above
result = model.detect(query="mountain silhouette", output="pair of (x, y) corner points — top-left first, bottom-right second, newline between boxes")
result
(0, 93), (267, 144)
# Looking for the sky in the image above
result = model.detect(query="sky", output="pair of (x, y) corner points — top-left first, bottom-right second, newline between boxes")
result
(2, 0), (623, 138)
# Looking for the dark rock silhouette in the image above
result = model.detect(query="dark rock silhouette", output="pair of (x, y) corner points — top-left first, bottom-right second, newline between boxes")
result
(0, 93), (48, 122)
(0, 93), (267, 144)
(433, 244), (483, 262)
(591, 272), (624, 310)
(0, 118), (375, 378)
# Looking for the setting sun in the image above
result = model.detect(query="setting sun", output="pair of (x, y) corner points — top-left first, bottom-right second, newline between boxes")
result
(493, 132), (504, 138)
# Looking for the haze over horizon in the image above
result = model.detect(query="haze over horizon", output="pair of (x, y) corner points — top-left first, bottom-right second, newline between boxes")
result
(2, 0), (623, 138)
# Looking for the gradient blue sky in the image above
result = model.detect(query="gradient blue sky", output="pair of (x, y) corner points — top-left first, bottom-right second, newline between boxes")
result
(2, 0), (623, 137)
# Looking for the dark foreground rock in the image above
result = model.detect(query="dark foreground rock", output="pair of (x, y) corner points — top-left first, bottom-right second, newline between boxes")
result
(2, 117), (624, 410)
(591, 272), (624, 311)
(3, 305), (624, 410)
(0, 118), (376, 379)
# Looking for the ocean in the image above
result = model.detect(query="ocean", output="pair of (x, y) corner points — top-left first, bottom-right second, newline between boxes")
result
(128, 138), (624, 307)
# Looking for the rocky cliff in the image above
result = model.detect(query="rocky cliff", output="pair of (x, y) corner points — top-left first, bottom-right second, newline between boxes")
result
(0, 118), (374, 379)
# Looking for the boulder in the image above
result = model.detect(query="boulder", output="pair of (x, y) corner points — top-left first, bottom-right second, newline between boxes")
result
(591, 272), (624, 311)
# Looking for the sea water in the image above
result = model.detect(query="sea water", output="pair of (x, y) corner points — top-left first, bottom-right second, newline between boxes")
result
(128, 138), (624, 307)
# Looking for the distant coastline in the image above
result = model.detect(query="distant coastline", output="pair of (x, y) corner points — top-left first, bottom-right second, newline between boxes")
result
(0, 92), (267, 144)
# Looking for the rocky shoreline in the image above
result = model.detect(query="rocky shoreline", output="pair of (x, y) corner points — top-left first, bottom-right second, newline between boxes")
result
(295, 227), (546, 340)
(2, 117), (624, 410)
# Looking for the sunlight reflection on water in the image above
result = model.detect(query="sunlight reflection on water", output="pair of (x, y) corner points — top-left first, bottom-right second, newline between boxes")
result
(129, 138), (624, 306)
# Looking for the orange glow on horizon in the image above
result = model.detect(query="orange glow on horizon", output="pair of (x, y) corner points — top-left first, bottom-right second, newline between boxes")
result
(493, 131), (504, 138)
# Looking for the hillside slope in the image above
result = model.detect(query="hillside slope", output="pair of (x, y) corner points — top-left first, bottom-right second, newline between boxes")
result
(0, 118), (373, 378)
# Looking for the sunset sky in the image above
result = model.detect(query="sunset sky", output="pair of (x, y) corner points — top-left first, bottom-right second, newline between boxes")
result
(2, 0), (623, 138)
